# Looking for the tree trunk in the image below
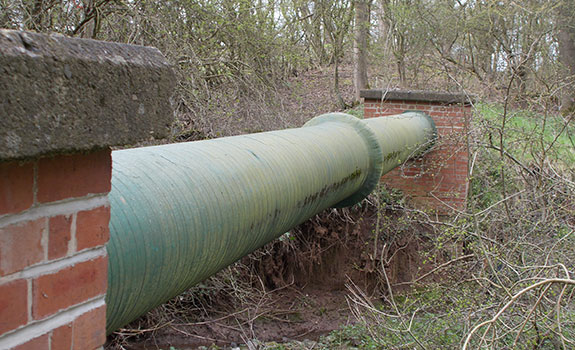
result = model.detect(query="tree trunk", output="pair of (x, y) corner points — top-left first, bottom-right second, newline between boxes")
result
(300, 1), (328, 65)
(78, 0), (102, 39)
(353, 0), (371, 101)
(27, 0), (45, 31)
(334, 59), (347, 110)
(395, 33), (407, 86)
(376, 0), (389, 45)
(558, 0), (575, 113)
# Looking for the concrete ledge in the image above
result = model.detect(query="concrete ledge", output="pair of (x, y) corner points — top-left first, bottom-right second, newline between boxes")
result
(360, 89), (474, 105)
(0, 30), (175, 160)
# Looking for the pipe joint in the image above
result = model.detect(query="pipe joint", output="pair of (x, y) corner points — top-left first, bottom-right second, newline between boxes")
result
(304, 113), (384, 207)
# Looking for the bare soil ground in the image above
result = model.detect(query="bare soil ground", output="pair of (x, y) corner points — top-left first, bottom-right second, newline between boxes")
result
(123, 288), (351, 350)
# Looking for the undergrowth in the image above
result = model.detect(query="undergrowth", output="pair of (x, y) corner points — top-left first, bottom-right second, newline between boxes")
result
(340, 102), (575, 349)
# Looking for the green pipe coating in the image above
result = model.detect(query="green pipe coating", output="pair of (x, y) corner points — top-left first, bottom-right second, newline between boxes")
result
(106, 111), (436, 333)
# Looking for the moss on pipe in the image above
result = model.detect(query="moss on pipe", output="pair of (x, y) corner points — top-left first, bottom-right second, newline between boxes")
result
(106, 111), (436, 333)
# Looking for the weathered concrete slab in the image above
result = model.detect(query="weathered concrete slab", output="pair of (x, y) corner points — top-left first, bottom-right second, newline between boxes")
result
(360, 89), (474, 104)
(0, 30), (175, 160)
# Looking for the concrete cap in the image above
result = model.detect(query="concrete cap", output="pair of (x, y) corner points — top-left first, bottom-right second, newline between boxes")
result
(0, 30), (176, 160)
(360, 89), (475, 104)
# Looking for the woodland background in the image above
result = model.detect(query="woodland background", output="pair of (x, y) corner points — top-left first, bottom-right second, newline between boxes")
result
(2, 1), (575, 349)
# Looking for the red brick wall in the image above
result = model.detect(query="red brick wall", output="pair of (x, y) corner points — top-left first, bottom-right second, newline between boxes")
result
(364, 99), (470, 214)
(0, 150), (111, 349)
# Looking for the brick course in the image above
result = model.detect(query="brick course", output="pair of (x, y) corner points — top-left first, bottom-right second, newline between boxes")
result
(51, 324), (73, 350)
(0, 219), (46, 276)
(0, 150), (111, 350)
(48, 215), (72, 260)
(76, 207), (110, 252)
(71, 305), (106, 350)
(0, 161), (34, 216)
(37, 151), (111, 203)
(33, 256), (107, 320)
(12, 334), (49, 350)
(0, 279), (28, 334)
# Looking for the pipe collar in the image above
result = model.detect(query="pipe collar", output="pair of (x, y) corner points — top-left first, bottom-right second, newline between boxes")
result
(304, 113), (383, 207)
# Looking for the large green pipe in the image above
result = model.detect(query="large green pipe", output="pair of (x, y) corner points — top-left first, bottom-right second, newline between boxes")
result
(106, 112), (436, 333)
